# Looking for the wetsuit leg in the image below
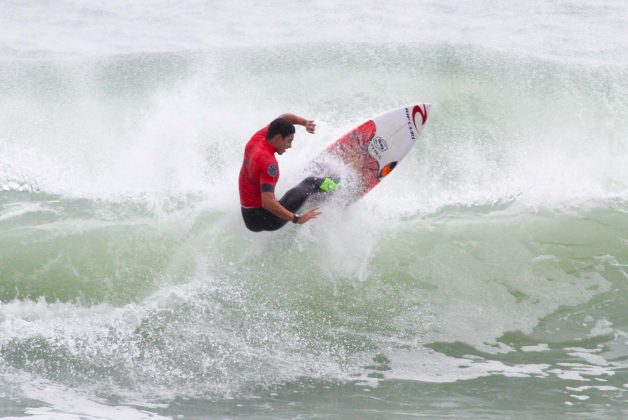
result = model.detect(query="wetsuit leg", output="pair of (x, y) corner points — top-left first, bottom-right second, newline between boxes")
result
(278, 177), (325, 212)
(241, 177), (325, 232)
(241, 207), (285, 232)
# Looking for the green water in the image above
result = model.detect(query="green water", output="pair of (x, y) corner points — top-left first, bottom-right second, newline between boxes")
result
(2, 1), (628, 417)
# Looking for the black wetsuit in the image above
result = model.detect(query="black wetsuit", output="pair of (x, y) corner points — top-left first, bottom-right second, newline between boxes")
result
(241, 177), (324, 232)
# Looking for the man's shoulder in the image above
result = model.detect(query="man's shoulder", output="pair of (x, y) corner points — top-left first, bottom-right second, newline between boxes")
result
(258, 146), (277, 165)
(251, 124), (270, 141)
(245, 125), (269, 150)
(248, 140), (275, 165)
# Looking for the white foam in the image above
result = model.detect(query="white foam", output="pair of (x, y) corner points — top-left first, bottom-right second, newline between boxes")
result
(550, 363), (616, 381)
(565, 347), (609, 366)
(589, 319), (614, 337)
(0, 2), (626, 414)
(521, 344), (550, 352)
(566, 385), (618, 392)
(19, 379), (168, 420)
(0, 202), (55, 222)
(381, 346), (626, 385)
(385, 349), (549, 383)
(1, 0), (627, 66)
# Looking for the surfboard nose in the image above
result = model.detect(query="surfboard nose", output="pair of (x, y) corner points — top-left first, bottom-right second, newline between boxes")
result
(421, 103), (431, 124)
(411, 104), (430, 127)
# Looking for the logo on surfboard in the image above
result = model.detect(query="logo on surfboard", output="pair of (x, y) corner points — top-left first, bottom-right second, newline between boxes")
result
(373, 136), (388, 152)
(378, 161), (397, 178)
(411, 105), (427, 130)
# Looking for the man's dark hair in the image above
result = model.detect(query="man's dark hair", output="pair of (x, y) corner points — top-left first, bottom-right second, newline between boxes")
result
(267, 118), (295, 140)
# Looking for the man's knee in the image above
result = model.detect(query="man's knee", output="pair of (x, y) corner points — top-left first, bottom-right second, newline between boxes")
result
(301, 177), (324, 192)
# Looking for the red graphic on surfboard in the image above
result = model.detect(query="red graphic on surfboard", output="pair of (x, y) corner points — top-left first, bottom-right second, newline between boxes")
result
(322, 120), (380, 196)
(309, 104), (430, 201)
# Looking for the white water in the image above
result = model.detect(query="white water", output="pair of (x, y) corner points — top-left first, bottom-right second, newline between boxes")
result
(1, 1), (628, 418)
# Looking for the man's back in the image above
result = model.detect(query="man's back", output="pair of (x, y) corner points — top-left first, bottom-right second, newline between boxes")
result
(238, 126), (279, 208)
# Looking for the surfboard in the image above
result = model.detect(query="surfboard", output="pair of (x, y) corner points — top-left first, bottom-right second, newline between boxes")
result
(309, 104), (430, 201)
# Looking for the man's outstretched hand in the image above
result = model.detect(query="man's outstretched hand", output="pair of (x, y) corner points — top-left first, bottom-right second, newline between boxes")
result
(298, 208), (320, 224)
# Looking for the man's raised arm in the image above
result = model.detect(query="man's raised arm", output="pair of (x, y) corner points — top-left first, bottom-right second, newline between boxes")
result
(277, 113), (316, 134)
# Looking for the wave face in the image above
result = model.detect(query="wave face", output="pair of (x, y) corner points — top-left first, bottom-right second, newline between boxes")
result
(1, 1), (628, 418)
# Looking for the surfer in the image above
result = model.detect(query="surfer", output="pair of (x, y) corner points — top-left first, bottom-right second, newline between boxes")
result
(239, 114), (338, 232)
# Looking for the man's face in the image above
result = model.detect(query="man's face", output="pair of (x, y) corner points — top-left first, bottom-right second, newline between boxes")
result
(275, 133), (294, 155)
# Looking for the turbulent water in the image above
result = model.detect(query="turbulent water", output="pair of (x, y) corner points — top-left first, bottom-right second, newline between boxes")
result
(1, 1), (628, 418)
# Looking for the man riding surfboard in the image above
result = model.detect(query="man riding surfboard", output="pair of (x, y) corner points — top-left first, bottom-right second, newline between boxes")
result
(238, 113), (337, 232)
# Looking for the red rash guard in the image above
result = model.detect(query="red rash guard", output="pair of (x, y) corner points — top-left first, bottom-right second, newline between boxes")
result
(239, 125), (280, 208)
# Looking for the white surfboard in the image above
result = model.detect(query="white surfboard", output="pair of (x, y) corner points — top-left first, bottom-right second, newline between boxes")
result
(310, 104), (430, 199)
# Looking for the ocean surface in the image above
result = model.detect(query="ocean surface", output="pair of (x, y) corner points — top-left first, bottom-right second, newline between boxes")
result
(1, 1), (628, 418)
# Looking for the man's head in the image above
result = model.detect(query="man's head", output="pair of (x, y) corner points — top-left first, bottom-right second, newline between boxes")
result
(267, 118), (295, 155)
